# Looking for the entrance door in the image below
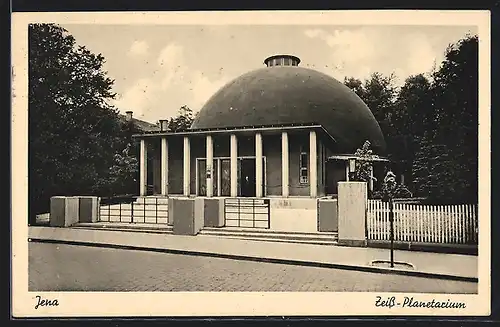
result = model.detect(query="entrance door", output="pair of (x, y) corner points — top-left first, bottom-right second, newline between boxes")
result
(239, 158), (256, 197)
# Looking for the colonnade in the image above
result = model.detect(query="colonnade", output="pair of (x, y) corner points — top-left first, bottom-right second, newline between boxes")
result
(139, 130), (318, 197)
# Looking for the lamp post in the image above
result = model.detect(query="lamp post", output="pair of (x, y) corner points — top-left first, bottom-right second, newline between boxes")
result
(382, 170), (397, 268)
(348, 157), (356, 181)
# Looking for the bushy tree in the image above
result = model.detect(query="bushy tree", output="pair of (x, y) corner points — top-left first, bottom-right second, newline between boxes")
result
(344, 72), (399, 159)
(412, 35), (478, 204)
(165, 105), (195, 132)
(28, 23), (123, 223)
(353, 140), (377, 183)
(345, 35), (478, 204)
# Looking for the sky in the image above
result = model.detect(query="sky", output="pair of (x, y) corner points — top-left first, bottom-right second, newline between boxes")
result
(61, 24), (477, 123)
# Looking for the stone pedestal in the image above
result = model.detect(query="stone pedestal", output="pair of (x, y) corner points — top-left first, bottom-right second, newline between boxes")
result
(204, 198), (225, 227)
(50, 196), (79, 227)
(172, 198), (204, 235)
(317, 198), (338, 232)
(337, 182), (367, 247)
(78, 196), (99, 223)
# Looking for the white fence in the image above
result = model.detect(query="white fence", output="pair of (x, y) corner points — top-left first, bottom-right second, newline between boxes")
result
(366, 200), (478, 244)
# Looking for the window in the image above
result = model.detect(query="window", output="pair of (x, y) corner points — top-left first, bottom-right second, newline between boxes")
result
(299, 149), (308, 184)
(284, 58), (290, 66)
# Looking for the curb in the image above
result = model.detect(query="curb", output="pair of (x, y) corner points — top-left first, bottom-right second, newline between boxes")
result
(367, 240), (478, 256)
(29, 238), (478, 283)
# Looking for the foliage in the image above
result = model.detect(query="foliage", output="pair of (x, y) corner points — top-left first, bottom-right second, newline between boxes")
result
(352, 140), (378, 184)
(344, 73), (399, 151)
(106, 143), (139, 194)
(28, 23), (124, 223)
(165, 105), (195, 132)
(344, 34), (478, 204)
(412, 35), (478, 204)
(375, 171), (413, 200)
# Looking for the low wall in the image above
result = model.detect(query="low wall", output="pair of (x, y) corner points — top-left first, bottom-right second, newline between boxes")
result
(269, 197), (317, 210)
(50, 196), (101, 227)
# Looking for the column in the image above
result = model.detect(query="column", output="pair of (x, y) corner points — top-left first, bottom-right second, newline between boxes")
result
(255, 132), (263, 197)
(161, 137), (168, 196)
(281, 132), (289, 197)
(309, 130), (317, 197)
(230, 134), (238, 197)
(183, 136), (190, 196)
(206, 135), (214, 197)
(139, 139), (147, 196)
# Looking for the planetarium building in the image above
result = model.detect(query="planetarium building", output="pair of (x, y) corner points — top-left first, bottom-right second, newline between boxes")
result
(134, 55), (387, 201)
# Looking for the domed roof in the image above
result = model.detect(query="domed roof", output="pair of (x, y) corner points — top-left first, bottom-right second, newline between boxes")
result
(191, 64), (386, 154)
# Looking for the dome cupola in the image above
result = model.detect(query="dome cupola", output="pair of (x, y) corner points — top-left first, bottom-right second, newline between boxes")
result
(264, 54), (301, 67)
(191, 55), (386, 154)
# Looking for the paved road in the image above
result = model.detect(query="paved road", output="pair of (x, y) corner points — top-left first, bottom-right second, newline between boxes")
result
(29, 242), (477, 293)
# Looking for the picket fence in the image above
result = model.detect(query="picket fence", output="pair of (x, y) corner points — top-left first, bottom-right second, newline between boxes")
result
(366, 200), (478, 244)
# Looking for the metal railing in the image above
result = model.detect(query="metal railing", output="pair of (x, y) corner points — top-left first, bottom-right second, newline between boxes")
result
(99, 196), (169, 224)
(224, 198), (270, 229)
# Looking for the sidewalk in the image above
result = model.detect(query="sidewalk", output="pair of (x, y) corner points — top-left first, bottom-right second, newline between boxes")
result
(28, 226), (478, 282)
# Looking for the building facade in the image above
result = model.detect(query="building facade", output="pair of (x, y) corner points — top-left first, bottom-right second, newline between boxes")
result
(133, 55), (388, 198)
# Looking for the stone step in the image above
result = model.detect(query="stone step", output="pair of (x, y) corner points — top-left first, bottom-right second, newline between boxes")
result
(198, 234), (338, 246)
(201, 226), (337, 237)
(73, 222), (173, 234)
(199, 227), (338, 242)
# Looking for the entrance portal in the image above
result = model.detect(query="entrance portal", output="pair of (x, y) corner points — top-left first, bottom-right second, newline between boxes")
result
(197, 156), (266, 197)
(239, 158), (256, 197)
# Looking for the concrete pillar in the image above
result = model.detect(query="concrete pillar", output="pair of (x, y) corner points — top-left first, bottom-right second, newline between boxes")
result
(230, 134), (238, 197)
(255, 132), (263, 197)
(78, 196), (99, 223)
(50, 196), (80, 227)
(206, 135), (214, 197)
(139, 139), (147, 196)
(172, 198), (204, 235)
(204, 198), (225, 227)
(281, 131), (289, 197)
(337, 182), (368, 247)
(183, 136), (190, 196)
(161, 137), (168, 196)
(309, 130), (317, 197)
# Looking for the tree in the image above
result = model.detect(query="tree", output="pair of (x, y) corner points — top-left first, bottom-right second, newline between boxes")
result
(353, 140), (377, 183)
(106, 143), (139, 195)
(166, 105), (194, 132)
(411, 35), (478, 204)
(392, 74), (433, 192)
(344, 73), (399, 158)
(28, 23), (123, 223)
(351, 140), (379, 198)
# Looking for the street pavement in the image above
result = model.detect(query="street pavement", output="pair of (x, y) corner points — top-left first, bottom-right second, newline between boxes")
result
(28, 226), (478, 280)
(29, 242), (477, 293)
